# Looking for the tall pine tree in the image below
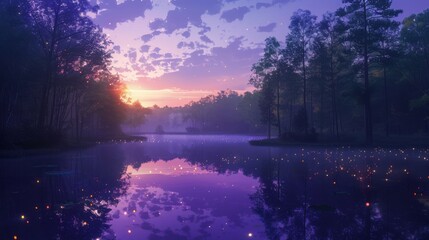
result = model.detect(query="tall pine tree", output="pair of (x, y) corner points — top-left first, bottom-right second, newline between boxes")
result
(337, 0), (401, 145)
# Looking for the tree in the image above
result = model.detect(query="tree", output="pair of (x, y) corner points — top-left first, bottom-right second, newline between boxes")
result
(250, 37), (282, 138)
(401, 10), (429, 83)
(284, 9), (317, 135)
(401, 10), (429, 133)
(337, 0), (401, 145)
(26, 0), (107, 132)
(0, 1), (40, 139)
(374, 26), (400, 136)
(125, 101), (151, 129)
(312, 12), (353, 138)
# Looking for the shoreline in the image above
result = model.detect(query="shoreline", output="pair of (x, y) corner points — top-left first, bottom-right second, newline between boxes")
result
(249, 136), (429, 149)
(0, 134), (148, 159)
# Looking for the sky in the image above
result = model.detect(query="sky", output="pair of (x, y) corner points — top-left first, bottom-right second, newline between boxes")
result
(90, 0), (429, 107)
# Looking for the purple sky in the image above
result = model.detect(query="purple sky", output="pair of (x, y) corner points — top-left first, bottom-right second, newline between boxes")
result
(90, 0), (429, 107)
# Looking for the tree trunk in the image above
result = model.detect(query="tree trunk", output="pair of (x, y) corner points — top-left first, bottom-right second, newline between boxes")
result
(363, 0), (373, 145)
(329, 48), (339, 139)
(267, 106), (272, 139)
(302, 47), (308, 135)
(277, 76), (282, 137)
(37, 6), (59, 131)
(320, 83), (324, 135)
(290, 99), (294, 133)
(310, 85), (313, 129)
(383, 66), (390, 136)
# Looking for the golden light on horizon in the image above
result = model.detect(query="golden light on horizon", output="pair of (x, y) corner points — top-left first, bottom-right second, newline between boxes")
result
(125, 87), (217, 107)
(126, 158), (210, 176)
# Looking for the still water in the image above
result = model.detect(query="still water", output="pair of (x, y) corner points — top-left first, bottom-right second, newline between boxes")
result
(1, 135), (428, 240)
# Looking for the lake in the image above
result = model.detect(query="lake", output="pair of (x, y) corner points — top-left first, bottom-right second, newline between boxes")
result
(1, 134), (428, 239)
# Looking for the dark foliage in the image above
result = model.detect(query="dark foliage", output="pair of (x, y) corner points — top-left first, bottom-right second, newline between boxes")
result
(0, 0), (131, 147)
(251, 2), (428, 144)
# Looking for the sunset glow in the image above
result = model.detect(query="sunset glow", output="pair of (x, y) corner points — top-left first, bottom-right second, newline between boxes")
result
(126, 158), (210, 176)
(91, 0), (429, 107)
(3, 1), (429, 239)
(126, 87), (217, 107)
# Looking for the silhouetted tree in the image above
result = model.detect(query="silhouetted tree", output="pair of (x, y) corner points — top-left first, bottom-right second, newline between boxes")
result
(0, 0), (133, 146)
(284, 9), (317, 135)
(250, 37), (282, 138)
(401, 10), (429, 133)
(337, 0), (402, 144)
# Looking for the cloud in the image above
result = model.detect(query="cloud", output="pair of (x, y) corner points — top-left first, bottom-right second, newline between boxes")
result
(140, 45), (150, 53)
(152, 58), (182, 69)
(255, 0), (293, 9)
(177, 42), (196, 50)
(138, 37), (261, 90)
(149, 0), (223, 34)
(255, 2), (271, 9)
(149, 52), (163, 59)
(113, 45), (121, 53)
(181, 31), (191, 38)
(141, 31), (162, 42)
(220, 7), (250, 23)
(257, 22), (277, 32)
(149, 18), (165, 31)
(128, 48), (137, 63)
(94, 0), (153, 29)
(200, 35), (214, 44)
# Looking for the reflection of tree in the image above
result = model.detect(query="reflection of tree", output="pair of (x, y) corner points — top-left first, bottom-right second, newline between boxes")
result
(28, 138), (429, 239)
(174, 142), (429, 239)
(0, 145), (129, 239)
(247, 150), (429, 239)
(249, 153), (309, 240)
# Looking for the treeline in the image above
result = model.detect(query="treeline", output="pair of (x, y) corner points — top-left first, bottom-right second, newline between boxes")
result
(251, 1), (429, 144)
(184, 90), (264, 133)
(133, 90), (264, 134)
(0, 0), (136, 147)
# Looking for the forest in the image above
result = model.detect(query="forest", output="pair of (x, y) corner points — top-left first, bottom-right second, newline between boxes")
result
(132, 90), (263, 134)
(139, 2), (429, 146)
(249, 2), (429, 144)
(2, 0), (429, 147)
(0, 0), (146, 148)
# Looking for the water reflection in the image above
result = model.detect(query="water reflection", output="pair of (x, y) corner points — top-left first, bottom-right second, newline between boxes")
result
(0, 145), (129, 240)
(117, 135), (429, 239)
(1, 135), (429, 239)
(108, 158), (262, 240)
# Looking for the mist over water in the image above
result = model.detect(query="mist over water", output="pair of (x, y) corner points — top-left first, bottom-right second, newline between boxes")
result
(1, 135), (428, 239)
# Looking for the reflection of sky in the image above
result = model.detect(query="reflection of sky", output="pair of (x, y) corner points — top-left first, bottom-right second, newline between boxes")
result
(110, 135), (429, 239)
(107, 158), (263, 239)
(88, 0), (429, 107)
(126, 158), (211, 175)
(2, 135), (429, 239)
